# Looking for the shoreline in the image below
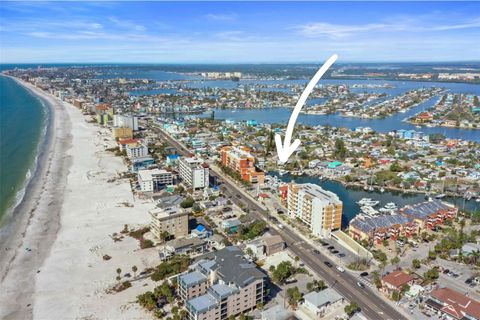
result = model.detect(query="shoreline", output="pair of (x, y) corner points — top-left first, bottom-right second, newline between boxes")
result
(0, 77), (72, 319)
(1, 77), (155, 320)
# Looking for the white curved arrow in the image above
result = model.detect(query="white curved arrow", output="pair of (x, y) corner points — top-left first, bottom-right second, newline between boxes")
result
(275, 54), (338, 163)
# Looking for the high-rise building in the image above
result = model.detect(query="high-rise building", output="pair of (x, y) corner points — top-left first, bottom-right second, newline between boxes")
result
(113, 114), (139, 131)
(179, 157), (209, 190)
(287, 183), (342, 237)
(220, 146), (265, 184)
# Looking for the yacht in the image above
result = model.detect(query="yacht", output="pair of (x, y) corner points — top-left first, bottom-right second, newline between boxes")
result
(357, 198), (380, 206)
(435, 194), (446, 199)
(385, 202), (397, 210)
(361, 206), (379, 216)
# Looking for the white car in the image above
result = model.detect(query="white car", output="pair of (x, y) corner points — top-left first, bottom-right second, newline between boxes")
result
(336, 266), (345, 273)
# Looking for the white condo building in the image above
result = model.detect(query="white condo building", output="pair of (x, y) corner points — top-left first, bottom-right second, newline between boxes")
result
(138, 169), (173, 192)
(126, 143), (148, 159)
(178, 157), (209, 190)
(287, 183), (343, 238)
(113, 114), (139, 131)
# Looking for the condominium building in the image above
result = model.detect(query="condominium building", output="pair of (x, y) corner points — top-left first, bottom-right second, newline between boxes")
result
(400, 200), (458, 230)
(138, 169), (173, 192)
(220, 146), (265, 184)
(287, 183), (342, 237)
(112, 127), (133, 139)
(126, 142), (149, 159)
(179, 157), (209, 190)
(149, 206), (189, 240)
(113, 114), (139, 131)
(180, 246), (266, 320)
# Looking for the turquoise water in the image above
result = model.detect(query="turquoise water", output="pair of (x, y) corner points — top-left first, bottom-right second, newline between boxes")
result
(0, 76), (47, 224)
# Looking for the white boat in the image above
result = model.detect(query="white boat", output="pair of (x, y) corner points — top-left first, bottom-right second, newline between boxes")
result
(385, 202), (397, 210)
(435, 194), (446, 199)
(357, 198), (380, 207)
(361, 206), (379, 216)
(380, 187), (385, 193)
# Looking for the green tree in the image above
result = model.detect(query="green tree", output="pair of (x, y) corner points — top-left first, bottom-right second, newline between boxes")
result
(344, 302), (360, 316)
(286, 286), (302, 309)
(132, 265), (138, 278)
(412, 259), (421, 269)
(272, 261), (294, 284)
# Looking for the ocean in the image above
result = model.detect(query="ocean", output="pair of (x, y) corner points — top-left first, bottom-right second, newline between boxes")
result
(0, 75), (47, 225)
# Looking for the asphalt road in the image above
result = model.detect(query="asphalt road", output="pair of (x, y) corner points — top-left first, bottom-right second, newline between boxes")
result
(155, 126), (407, 320)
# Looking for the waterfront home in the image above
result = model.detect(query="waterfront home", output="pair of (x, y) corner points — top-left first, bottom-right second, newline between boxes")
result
(161, 237), (208, 259)
(221, 219), (241, 234)
(130, 156), (155, 172)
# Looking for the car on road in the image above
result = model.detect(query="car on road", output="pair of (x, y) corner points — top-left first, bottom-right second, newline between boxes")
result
(360, 272), (369, 277)
(324, 261), (333, 267)
(337, 253), (346, 258)
(332, 250), (339, 254)
(277, 224), (284, 229)
(336, 266), (345, 273)
(313, 249), (320, 254)
(327, 246), (334, 250)
(357, 281), (365, 288)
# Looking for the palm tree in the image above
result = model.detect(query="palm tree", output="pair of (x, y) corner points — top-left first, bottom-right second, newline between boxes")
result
(132, 265), (138, 278)
(116, 268), (122, 282)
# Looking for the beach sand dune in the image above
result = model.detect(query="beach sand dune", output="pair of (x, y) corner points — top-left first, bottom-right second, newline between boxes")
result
(1, 81), (159, 320)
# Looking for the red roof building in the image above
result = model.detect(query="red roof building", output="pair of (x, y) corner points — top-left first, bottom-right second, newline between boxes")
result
(427, 287), (480, 320)
(381, 270), (416, 296)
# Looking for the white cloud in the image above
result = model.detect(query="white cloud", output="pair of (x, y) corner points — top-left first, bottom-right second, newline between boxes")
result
(204, 13), (237, 21)
(295, 17), (480, 38)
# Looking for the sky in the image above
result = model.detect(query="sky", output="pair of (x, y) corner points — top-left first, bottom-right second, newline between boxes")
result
(1, 1), (479, 63)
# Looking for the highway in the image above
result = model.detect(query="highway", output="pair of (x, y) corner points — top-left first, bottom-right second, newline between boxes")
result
(154, 126), (407, 320)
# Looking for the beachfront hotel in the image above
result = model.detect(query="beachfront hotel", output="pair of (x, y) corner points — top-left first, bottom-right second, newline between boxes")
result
(287, 183), (343, 238)
(220, 146), (265, 184)
(138, 168), (173, 192)
(149, 206), (189, 240)
(179, 157), (209, 190)
(179, 246), (266, 320)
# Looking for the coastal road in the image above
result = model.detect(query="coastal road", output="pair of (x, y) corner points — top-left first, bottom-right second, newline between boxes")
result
(154, 125), (407, 320)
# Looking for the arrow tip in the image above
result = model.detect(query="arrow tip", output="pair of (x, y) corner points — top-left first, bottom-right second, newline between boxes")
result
(275, 134), (301, 164)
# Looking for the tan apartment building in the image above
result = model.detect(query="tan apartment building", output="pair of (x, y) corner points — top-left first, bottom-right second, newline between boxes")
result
(288, 183), (342, 238)
(149, 206), (189, 240)
(181, 246), (266, 320)
(112, 127), (133, 139)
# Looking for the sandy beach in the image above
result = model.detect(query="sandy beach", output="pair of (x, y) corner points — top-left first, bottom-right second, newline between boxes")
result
(0, 79), (159, 320)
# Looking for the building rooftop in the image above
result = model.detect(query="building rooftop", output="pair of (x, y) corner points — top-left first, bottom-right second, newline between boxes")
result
(187, 293), (218, 314)
(138, 169), (171, 181)
(382, 270), (415, 289)
(208, 283), (239, 299)
(402, 200), (454, 219)
(149, 206), (188, 219)
(350, 214), (411, 233)
(296, 183), (342, 205)
(194, 246), (266, 288)
(303, 288), (343, 308)
(179, 271), (207, 288)
(430, 287), (480, 320)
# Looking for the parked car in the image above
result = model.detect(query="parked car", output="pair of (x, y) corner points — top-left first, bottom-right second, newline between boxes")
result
(360, 272), (369, 277)
(337, 253), (346, 258)
(332, 250), (339, 254)
(357, 281), (365, 288)
(324, 261), (333, 267)
(313, 249), (320, 254)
